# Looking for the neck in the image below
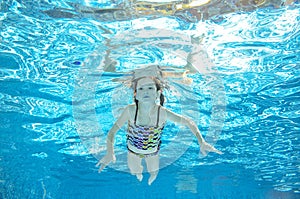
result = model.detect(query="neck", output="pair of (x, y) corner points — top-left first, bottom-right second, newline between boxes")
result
(138, 101), (156, 112)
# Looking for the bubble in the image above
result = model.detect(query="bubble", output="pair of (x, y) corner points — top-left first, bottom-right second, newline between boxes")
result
(72, 61), (82, 65)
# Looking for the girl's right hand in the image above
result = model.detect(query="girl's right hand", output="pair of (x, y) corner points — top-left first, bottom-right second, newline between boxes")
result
(96, 154), (116, 173)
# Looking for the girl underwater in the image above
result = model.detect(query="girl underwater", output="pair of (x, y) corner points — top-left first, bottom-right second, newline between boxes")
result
(96, 69), (223, 185)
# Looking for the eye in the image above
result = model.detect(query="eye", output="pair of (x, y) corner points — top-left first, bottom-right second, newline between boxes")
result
(138, 87), (143, 90)
(148, 87), (154, 90)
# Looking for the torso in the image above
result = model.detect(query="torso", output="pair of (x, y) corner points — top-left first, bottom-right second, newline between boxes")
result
(126, 104), (166, 155)
(127, 104), (166, 127)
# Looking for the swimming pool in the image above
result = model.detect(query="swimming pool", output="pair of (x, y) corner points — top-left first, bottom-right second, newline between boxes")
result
(0, 0), (299, 198)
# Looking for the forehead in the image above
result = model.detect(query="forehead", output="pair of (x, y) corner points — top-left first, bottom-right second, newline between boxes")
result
(136, 78), (156, 88)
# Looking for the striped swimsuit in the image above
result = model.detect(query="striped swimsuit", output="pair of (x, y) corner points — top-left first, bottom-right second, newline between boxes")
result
(127, 106), (164, 158)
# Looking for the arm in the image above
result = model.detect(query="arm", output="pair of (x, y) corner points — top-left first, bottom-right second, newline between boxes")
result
(165, 108), (222, 156)
(165, 109), (204, 145)
(106, 106), (129, 155)
(96, 105), (130, 172)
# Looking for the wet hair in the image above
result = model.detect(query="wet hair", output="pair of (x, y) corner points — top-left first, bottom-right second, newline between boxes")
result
(132, 76), (165, 107)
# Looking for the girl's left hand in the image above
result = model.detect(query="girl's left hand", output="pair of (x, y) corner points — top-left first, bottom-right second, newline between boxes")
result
(200, 142), (223, 157)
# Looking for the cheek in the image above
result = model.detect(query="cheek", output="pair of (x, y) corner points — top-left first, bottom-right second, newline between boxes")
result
(135, 91), (143, 99)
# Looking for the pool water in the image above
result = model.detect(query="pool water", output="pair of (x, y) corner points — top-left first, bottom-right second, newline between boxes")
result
(0, 1), (300, 198)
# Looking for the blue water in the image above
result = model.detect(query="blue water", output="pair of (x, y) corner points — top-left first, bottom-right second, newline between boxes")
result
(1, 1), (300, 198)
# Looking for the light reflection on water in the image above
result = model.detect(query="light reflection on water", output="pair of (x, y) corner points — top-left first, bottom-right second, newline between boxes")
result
(0, 0), (299, 198)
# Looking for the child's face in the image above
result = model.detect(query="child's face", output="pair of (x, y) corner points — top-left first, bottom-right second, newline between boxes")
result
(135, 77), (159, 103)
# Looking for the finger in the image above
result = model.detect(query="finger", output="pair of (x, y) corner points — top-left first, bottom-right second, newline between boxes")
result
(201, 151), (207, 157)
(215, 149), (223, 155)
(95, 160), (103, 167)
(210, 147), (223, 155)
(200, 148), (207, 157)
(98, 163), (106, 173)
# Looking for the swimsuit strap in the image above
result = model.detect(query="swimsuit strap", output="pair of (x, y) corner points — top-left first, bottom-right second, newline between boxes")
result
(156, 105), (161, 127)
(134, 104), (138, 126)
(134, 105), (161, 127)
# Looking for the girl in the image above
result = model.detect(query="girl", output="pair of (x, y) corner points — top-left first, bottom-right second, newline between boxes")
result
(96, 75), (222, 185)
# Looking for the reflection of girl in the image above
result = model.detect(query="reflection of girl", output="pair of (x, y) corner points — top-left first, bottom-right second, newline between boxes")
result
(96, 75), (222, 185)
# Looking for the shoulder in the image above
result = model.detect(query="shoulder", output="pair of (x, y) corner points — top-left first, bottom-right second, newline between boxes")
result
(158, 105), (167, 124)
(120, 104), (136, 116)
(127, 104), (136, 113)
(159, 105), (167, 114)
(160, 106), (173, 116)
(162, 107), (187, 124)
(126, 104), (137, 121)
(117, 104), (134, 118)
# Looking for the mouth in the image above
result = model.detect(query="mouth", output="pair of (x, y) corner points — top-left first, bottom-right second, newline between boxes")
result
(143, 96), (150, 98)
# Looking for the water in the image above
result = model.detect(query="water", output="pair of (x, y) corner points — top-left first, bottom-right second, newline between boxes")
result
(1, 0), (300, 198)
